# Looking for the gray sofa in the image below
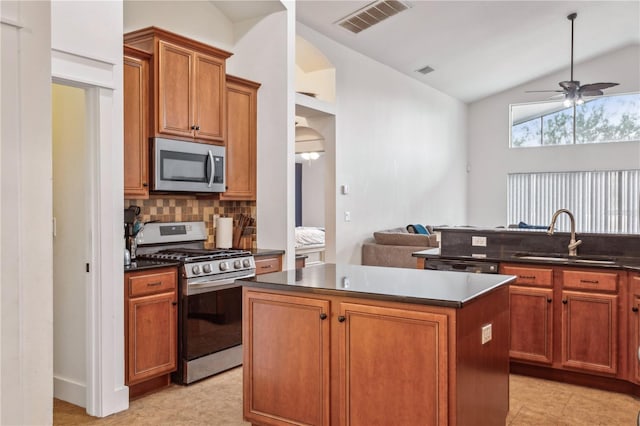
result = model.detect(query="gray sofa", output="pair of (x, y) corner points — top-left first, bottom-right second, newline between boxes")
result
(361, 227), (438, 268)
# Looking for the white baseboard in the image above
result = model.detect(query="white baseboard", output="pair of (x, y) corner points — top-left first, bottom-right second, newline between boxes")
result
(53, 375), (86, 408)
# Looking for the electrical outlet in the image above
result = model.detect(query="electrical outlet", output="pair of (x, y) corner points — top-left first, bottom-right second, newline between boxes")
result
(472, 236), (487, 247)
(481, 323), (492, 344)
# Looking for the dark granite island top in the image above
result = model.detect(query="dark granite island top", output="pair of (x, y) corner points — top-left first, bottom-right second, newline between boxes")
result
(238, 262), (514, 308)
(241, 263), (512, 426)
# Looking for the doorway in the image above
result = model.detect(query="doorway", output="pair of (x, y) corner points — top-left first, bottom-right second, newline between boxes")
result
(51, 83), (90, 407)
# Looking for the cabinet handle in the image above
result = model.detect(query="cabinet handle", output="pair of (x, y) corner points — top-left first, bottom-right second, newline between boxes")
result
(147, 281), (162, 287)
(519, 275), (536, 280)
(579, 279), (599, 284)
(338, 315), (346, 323)
(320, 313), (327, 320)
(562, 299), (568, 304)
(633, 307), (639, 313)
(547, 298), (552, 303)
(260, 264), (273, 269)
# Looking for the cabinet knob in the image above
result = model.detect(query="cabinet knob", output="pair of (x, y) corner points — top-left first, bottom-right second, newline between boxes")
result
(338, 315), (346, 323)
(562, 299), (568, 304)
(195, 125), (200, 131)
(547, 298), (552, 303)
(320, 313), (327, 320)
(142, 182), (148, 187)
(172, 301), (177, 306)
(633, 307), (639, 313)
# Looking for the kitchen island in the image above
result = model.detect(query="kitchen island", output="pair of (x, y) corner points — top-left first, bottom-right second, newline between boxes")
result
(238, 263), (515, 426)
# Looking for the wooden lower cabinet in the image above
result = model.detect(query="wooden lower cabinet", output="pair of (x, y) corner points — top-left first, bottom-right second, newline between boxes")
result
(243, 285), (510, 426)
(503, 263), (624, 383)
(561, 290), (618, 374)
(125, 267), (178, 398)
(629, 273), (640, 384)
(254, 253), (283, 275)
(509, 285), (554, 364)
(339, 302), (448, 425)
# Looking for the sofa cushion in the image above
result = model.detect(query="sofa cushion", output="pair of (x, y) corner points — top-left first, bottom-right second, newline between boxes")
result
(373, 229), (433, 247)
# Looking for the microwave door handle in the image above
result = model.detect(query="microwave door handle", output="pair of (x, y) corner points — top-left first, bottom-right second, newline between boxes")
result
(207, 150), (215, 187)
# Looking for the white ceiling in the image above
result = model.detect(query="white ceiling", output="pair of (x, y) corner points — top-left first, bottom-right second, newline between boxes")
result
(296, 1), (640, 103)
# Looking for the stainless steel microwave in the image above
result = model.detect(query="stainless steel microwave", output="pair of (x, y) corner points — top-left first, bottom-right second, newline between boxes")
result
(151, 137), (225, 193)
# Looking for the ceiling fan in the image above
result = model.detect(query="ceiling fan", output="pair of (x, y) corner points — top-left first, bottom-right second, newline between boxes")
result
(527, 12), (619, 106)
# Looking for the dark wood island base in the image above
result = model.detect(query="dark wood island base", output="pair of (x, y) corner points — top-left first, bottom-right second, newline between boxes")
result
(239, 263), (514, 426)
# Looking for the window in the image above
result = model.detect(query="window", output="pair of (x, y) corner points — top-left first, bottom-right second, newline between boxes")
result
(507, 170), (639, 234)
(510, 92), (640, 147)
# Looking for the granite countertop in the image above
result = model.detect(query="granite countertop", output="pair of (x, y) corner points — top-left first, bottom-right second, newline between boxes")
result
(124, 259), (180, 272)
(412, 248), (640, 271)
(237, 263), (515, 308)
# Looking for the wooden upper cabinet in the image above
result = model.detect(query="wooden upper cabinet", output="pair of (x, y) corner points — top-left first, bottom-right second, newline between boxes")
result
(220, 75), (260, 200)
(124, 27), (232, 145)
(123, 45), (151, 199)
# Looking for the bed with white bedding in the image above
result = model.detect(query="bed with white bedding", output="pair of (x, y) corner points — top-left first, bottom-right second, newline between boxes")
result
(295, 226), (325, 265)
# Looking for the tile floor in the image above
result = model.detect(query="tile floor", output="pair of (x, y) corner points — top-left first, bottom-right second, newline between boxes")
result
(54, 369), (640, 425)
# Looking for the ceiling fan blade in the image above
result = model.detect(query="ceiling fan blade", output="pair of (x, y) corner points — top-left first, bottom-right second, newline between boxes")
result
(580, 89), (604, 97)
(579, 82), (619, 92)
(525, 90), (565, 93)
(549, 94), (566, 99)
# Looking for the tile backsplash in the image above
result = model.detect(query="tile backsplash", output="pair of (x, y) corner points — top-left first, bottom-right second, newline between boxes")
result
(125, 196), (257, 249)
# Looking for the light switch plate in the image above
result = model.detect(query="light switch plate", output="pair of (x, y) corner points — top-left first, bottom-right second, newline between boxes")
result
(481, 323), (492, 344)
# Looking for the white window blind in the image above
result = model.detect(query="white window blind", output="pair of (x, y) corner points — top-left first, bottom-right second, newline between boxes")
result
(507, 170), (640, 233)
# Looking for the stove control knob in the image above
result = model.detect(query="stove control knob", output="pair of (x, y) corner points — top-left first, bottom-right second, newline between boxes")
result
(203, 264), (212, 274)
(234, 260), (242, 269)
(192, 265), (201, 275)
(219, 262), (229, 271)
(243, 259), (251, 268)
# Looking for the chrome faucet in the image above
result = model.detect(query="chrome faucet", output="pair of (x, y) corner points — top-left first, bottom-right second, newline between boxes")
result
(547, 209), (582, 256)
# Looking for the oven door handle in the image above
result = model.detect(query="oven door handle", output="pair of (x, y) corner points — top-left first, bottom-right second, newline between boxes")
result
(185, 275), (253, 296)
(207, 150), (215, 188)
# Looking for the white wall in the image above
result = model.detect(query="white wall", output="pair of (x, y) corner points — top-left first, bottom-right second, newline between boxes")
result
(1, 2), (53, 424)
(297, 24), (469, 264)
(299, 154), (325, 227)
(468, 44), (640, 227)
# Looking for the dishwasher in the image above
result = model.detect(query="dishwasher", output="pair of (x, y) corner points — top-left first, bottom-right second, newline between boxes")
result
(423, 258), (499, 274)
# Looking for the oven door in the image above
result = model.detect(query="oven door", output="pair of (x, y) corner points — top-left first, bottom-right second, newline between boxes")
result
(181, 281), (243, 362)
(152, 137), (225, 193)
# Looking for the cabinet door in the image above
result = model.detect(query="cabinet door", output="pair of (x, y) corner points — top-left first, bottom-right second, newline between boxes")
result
(123, 50), (149, 198)
(630, 274), (640, 383)
(509, 285), (553, 364)
(338, 302), (448, 426)
(243, 290), (330, 426)
(561, 290), (618, 375)
(193, 53), (225, 143)
(157, 40), (194, 139)
(126, 291), (177, 385)
(220, 76), (259, 200)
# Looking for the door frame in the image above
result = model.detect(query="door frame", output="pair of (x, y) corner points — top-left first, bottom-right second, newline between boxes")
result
(52, 48), (128, 416)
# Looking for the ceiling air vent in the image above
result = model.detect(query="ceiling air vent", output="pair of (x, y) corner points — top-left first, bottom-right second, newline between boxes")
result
(336, 0), (411, 34)
(416, 65), (434, 75)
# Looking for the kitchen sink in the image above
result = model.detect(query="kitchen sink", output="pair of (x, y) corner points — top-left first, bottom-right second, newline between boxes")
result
(512, 252), (618, 265)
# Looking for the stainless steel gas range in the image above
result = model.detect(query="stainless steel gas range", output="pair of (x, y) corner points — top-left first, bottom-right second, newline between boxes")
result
(136, 221), (255, 384)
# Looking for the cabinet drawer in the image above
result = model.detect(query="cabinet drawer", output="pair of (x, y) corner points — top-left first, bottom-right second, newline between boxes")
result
(562, 270), (618, 292)
(501, 265), (553, 287)
(255, 256), (282, 275)
(128, 269), (176, 297)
